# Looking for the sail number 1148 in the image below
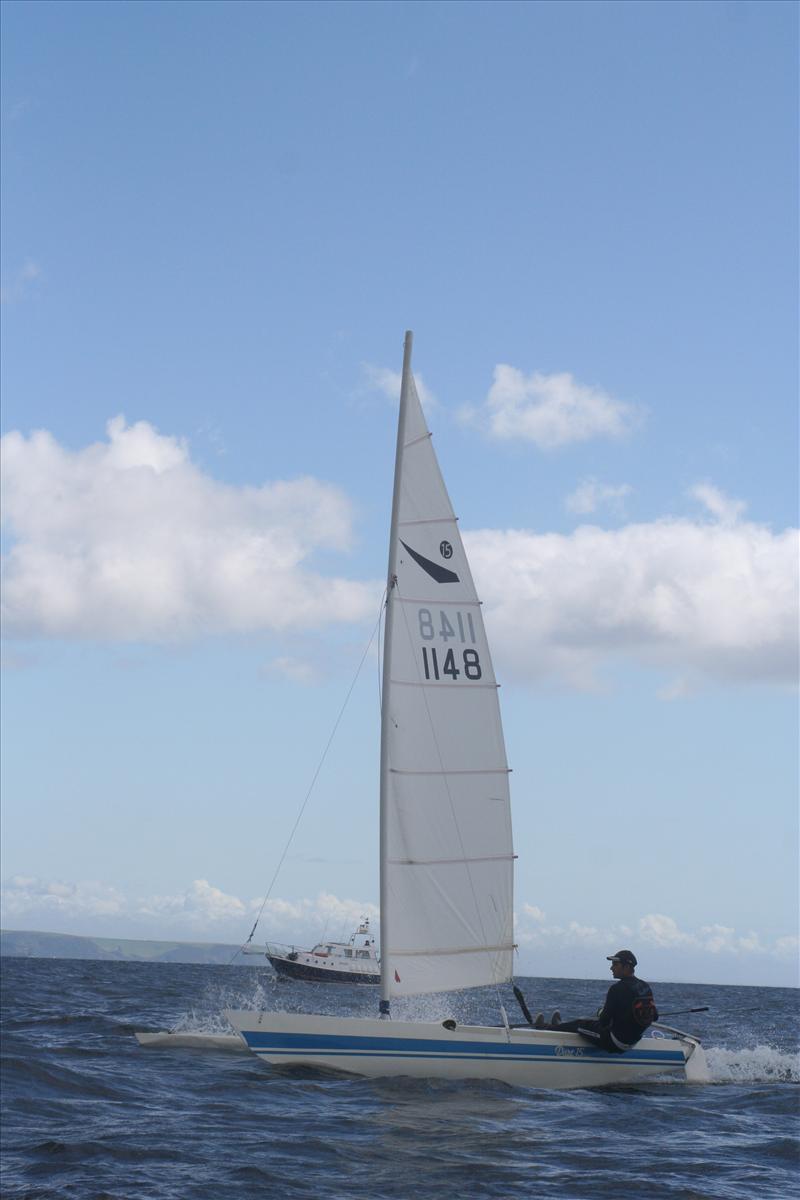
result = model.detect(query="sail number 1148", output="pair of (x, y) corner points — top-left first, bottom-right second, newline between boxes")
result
(418, 608), (482, 682)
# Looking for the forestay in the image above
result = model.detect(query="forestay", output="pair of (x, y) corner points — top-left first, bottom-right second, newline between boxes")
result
(381, 359), (514, 999)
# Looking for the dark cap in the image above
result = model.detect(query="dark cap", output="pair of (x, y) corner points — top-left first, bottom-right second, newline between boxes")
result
(607, 949), (637, 967)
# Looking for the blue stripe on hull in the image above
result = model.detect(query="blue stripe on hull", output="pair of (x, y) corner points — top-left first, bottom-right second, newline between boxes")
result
(241, 1030), (684, 1067)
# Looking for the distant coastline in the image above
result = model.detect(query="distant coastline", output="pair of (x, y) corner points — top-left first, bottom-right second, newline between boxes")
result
(0, 929), (260, 966)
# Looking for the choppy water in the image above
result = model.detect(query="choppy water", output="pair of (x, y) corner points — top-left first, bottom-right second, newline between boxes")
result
(1, 957), (798, 1199)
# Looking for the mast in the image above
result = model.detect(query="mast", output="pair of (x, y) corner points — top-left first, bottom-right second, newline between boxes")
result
(379, 329), (413, 1017)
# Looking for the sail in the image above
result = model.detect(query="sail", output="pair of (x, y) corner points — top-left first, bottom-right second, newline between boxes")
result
(381, 362), (514, 998)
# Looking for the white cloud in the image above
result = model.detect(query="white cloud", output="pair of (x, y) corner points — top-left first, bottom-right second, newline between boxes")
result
(513, 904), (796, 967)
(690, 482), (748, 525)
(637, 914), (775, 957)
(775, 935), (800, 959)
(361, 363), (436, 412)
(251, 891), (379, 938)
(1, 875), (127, 919)
(3, 878), (794, 980)
(138, 879), (247, 925)
(638, 912), (695, 948)
(566, 478), (633, 515)
(466, 498), (799, 689)
(0, 876), (378, 943)
(3, 420), (795, 693)
(474, 365), (640, 448)
(1, 417), (379, 641)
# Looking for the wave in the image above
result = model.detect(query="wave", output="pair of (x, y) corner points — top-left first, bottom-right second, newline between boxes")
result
(166, 979), (274, 1035)
(706, 1044), (799, 1084)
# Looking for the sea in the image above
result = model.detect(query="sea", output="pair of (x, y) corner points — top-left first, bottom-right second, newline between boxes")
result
(1, 958), (798, 1200)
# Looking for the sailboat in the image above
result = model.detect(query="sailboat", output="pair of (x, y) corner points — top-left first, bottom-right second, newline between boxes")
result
(226, 332), (708, 1088)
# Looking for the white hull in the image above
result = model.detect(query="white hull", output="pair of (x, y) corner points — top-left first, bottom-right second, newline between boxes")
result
(135, 1030), (245, 1051)
(225, 1009), (706, 1089)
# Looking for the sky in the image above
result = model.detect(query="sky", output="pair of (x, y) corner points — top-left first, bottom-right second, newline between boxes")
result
(1, 0), (797, 988)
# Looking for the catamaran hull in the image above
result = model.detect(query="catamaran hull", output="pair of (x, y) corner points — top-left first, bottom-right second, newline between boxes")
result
(225, 1010), (705, 1089)
(267, 955), (379, 985)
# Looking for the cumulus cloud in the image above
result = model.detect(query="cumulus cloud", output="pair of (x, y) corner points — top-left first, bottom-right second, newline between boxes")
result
(251, 890), (379, 938)
(637, 912), (695, 948)
(691, 482), (748, 525)
(137, 879), (247, 925)
(1, 417), (379, 641)
(1, 875), (127, 919)
(470, 365), (640, 448)
(361, 363), (436, 411)
(637, 913), (776, 957)
(2, 420), (795, 692)
(3, 876), (794, 977)
(0, 876), (378, 943)
(466, 492), (799, 688)
(514, 904), (794, 963)
(566, 478), (633, 515)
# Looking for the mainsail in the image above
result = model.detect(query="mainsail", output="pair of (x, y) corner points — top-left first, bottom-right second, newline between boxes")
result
(380, 334), (514, 1001)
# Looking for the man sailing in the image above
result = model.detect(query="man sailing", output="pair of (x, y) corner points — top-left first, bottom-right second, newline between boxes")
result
(536, 950), (659, 1052)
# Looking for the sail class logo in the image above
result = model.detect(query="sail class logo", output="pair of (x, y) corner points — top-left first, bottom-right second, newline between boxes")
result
(399, 540), (460, 584)
(440, 540), (453, 559)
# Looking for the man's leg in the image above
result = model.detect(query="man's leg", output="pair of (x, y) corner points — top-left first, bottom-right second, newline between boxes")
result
(546, 1017), (595, 1033)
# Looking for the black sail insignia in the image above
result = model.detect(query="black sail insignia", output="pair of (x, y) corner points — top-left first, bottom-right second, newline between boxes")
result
(399, 540), (460, 584)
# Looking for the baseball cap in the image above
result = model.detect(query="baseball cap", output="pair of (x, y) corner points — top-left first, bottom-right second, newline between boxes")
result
(607, 949), (637, 967)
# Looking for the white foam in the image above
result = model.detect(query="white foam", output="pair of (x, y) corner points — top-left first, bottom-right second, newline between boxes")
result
(705, 1044), (800, 1084)
(167, 980), (275, 1035)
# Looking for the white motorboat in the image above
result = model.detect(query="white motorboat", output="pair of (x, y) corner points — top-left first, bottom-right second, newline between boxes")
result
(264, 919), (379, 984)
(228, 332), (709, 1088)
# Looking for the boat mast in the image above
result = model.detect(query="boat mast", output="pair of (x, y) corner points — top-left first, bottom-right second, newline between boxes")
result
(379, 329), (413, 1018)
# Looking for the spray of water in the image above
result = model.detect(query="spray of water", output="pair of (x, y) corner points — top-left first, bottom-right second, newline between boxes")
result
(168, 978), (283, 1035)
(705, 1044), (800, 1084)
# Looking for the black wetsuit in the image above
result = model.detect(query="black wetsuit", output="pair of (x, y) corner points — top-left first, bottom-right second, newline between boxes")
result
(556, 976), (658, 1052)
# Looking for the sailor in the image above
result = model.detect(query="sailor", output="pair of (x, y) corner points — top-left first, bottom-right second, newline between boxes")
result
(535, 950), (658, 1052)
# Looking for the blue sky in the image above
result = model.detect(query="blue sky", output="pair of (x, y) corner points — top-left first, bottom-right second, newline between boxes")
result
(2, 0), (797, 986)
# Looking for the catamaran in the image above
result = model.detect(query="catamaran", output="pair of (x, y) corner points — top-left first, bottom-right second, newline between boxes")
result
(226, 332), (708, 1088)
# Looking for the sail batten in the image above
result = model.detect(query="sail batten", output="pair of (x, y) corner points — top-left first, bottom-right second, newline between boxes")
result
(389, 853), (515, 866)
(398, 517), (457, 528)
(390, 767), (510, 777)
(381, 347), (514, 1000)
(390, 679), (499, 692)
(391, 943), (516, 957)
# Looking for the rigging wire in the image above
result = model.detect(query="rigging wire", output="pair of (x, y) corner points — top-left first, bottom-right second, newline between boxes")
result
(228, 591), (387, 966)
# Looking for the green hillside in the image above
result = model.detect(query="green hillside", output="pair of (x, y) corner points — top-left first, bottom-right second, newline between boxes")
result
(0, 929), (262, 965)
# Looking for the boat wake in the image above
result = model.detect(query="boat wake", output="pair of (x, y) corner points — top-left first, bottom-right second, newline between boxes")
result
(705, 1044), (799, 1084)
(135, 980), (278, 1051)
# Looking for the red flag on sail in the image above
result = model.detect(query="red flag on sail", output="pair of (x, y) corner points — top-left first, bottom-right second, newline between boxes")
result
(394, 969), (401, 982)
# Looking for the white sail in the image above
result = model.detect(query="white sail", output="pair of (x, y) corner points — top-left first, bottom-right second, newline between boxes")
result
(381, 352), (514, 998)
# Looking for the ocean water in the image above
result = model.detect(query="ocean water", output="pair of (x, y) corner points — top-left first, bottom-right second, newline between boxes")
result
(1, 958), (798, 1200)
